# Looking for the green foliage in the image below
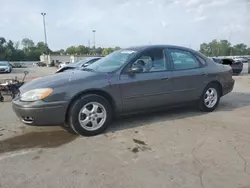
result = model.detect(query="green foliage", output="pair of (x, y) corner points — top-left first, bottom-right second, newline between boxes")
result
(65, 45), (119, 56)
(199, 39), (250, 56)
(0, 37), (53, 61)
(1, 36), (249, 61)
(0, 37), (122, 61)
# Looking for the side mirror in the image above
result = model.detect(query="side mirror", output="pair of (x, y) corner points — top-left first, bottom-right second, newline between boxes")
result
(128, 66), (143, 75)
(24, 71), (29, 75)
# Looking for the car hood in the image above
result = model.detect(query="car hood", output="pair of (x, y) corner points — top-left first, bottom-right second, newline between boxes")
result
(20, 70), (105, 93)
(0, 65), (8, 68)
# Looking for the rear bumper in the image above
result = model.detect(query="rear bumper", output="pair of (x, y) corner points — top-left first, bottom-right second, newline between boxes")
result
(231, 63), (243, 73)
(222, 79), (235, 96)
(12, 100), (68, 126)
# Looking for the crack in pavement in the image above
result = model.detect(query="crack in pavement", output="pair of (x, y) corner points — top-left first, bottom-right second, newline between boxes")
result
(192, 140), (208, 188)
(192, 138), (207, 188)
(234, 146), (250, 176)
(191, 126), (209, 188)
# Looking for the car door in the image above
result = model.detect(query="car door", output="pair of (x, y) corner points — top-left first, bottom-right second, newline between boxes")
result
(165, 48), (207, 103)
(119, 48), (174, 113)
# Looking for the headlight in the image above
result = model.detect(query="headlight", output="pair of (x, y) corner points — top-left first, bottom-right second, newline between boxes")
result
(20, 88), (53, 102)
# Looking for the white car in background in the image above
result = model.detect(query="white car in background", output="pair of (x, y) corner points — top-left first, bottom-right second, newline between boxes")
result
(56, 57), (102, 73)
(58, 61), (70, 69)
(0, 61), (12, 73)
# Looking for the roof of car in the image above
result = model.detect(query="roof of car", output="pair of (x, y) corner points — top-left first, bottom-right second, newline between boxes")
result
(123, 45), (194, 52)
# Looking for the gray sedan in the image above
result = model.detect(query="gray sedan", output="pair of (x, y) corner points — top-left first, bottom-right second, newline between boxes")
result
(12, 45), (234, 136)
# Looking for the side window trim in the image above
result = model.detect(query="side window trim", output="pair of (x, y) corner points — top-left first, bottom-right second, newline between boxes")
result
(167, 48), (203, 71)
(194, 52), (208, 67)
(164, 48), (174, 70)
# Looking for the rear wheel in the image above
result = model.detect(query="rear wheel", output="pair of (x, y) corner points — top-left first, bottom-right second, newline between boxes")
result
(199, 83), (220, 112)
(68, 94), (112, 136)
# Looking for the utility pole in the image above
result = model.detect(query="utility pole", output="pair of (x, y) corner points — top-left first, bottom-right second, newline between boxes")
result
(92, 30), (96, 55)
(228, 30), (233, 56)
(88, 40), (91, 48)
(41, 13), (48, 55)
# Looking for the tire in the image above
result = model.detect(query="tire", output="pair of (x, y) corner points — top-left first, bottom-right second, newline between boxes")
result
(67, 94), (112, 136)
(199, 83), (221, 112)
(0, 96), (4, 102)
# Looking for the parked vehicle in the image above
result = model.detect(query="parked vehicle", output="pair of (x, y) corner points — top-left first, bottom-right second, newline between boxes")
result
(11, 62), (23, 68)
(56, 57), (102, 73)
(232, 57), (248, 63)
(0, 71), (29, 102)
(12, 45), (235, 136)
(58, 61), (70, 69)
(0, 61), (12, 73)
(36, 62), (47, 67)
(239, 57), (250, 63)
(212, 57), (243, 74)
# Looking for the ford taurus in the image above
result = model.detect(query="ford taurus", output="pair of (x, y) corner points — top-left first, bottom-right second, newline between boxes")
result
(12, 45), (235, 136)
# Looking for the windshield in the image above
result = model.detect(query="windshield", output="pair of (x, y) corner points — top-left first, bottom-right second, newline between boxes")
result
(73, 59), (89, 66)
(73, 58), (100, 67)
(86, 50), (137, 72)
(0, 62), (8, 66)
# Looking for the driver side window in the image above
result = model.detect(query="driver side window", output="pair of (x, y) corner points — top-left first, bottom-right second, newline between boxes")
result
(130, 48), (167, 73)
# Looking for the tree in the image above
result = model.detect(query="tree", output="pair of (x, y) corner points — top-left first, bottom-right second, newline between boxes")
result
(233, 43), (248, 55)
(200, 43), (211, 56)
(14, 41), (20, 50)
(101, 48), (109, 56)
(96, 47), (102, 55)
(1, 37), (122, 60)
(0, 37), (7, 60)
(21, 38), (35, 49)
(0, 37), (6, 46)
(66, 46), (77, 55)
(114, 46), (121, 51)
(199, 39), (250, 56)
(218, 40), (231, 56)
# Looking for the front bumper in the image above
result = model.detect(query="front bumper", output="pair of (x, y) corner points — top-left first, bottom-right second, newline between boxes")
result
(12, 99), (68, 126)
(222, 79), (235, 96)
(0, 69), (9, 73)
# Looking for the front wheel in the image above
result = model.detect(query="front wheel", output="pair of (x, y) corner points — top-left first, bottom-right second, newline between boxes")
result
(68, 94), (112, 136)
(199, 83), (220, 112)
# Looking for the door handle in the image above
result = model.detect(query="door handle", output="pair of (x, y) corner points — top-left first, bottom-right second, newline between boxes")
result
(200, 72), (207, 76)
(161, 77), (170, 80)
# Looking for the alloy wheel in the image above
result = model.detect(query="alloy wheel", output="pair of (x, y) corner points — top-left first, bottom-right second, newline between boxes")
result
(78, 102), (107, 131)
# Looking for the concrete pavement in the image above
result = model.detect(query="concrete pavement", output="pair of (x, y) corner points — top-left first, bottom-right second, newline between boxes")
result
(0, 67), (250, 188)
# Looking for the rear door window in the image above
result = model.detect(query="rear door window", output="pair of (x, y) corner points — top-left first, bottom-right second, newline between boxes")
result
(168, 49), (201, 70)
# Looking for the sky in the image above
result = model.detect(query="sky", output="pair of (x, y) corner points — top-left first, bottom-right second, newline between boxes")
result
(0, 0), (250, 51)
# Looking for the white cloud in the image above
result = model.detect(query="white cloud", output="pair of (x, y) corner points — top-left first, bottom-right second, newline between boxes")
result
(0, 0), (250, 50)
(193, 16), (207, 22)
(161, 21), (168, 28)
